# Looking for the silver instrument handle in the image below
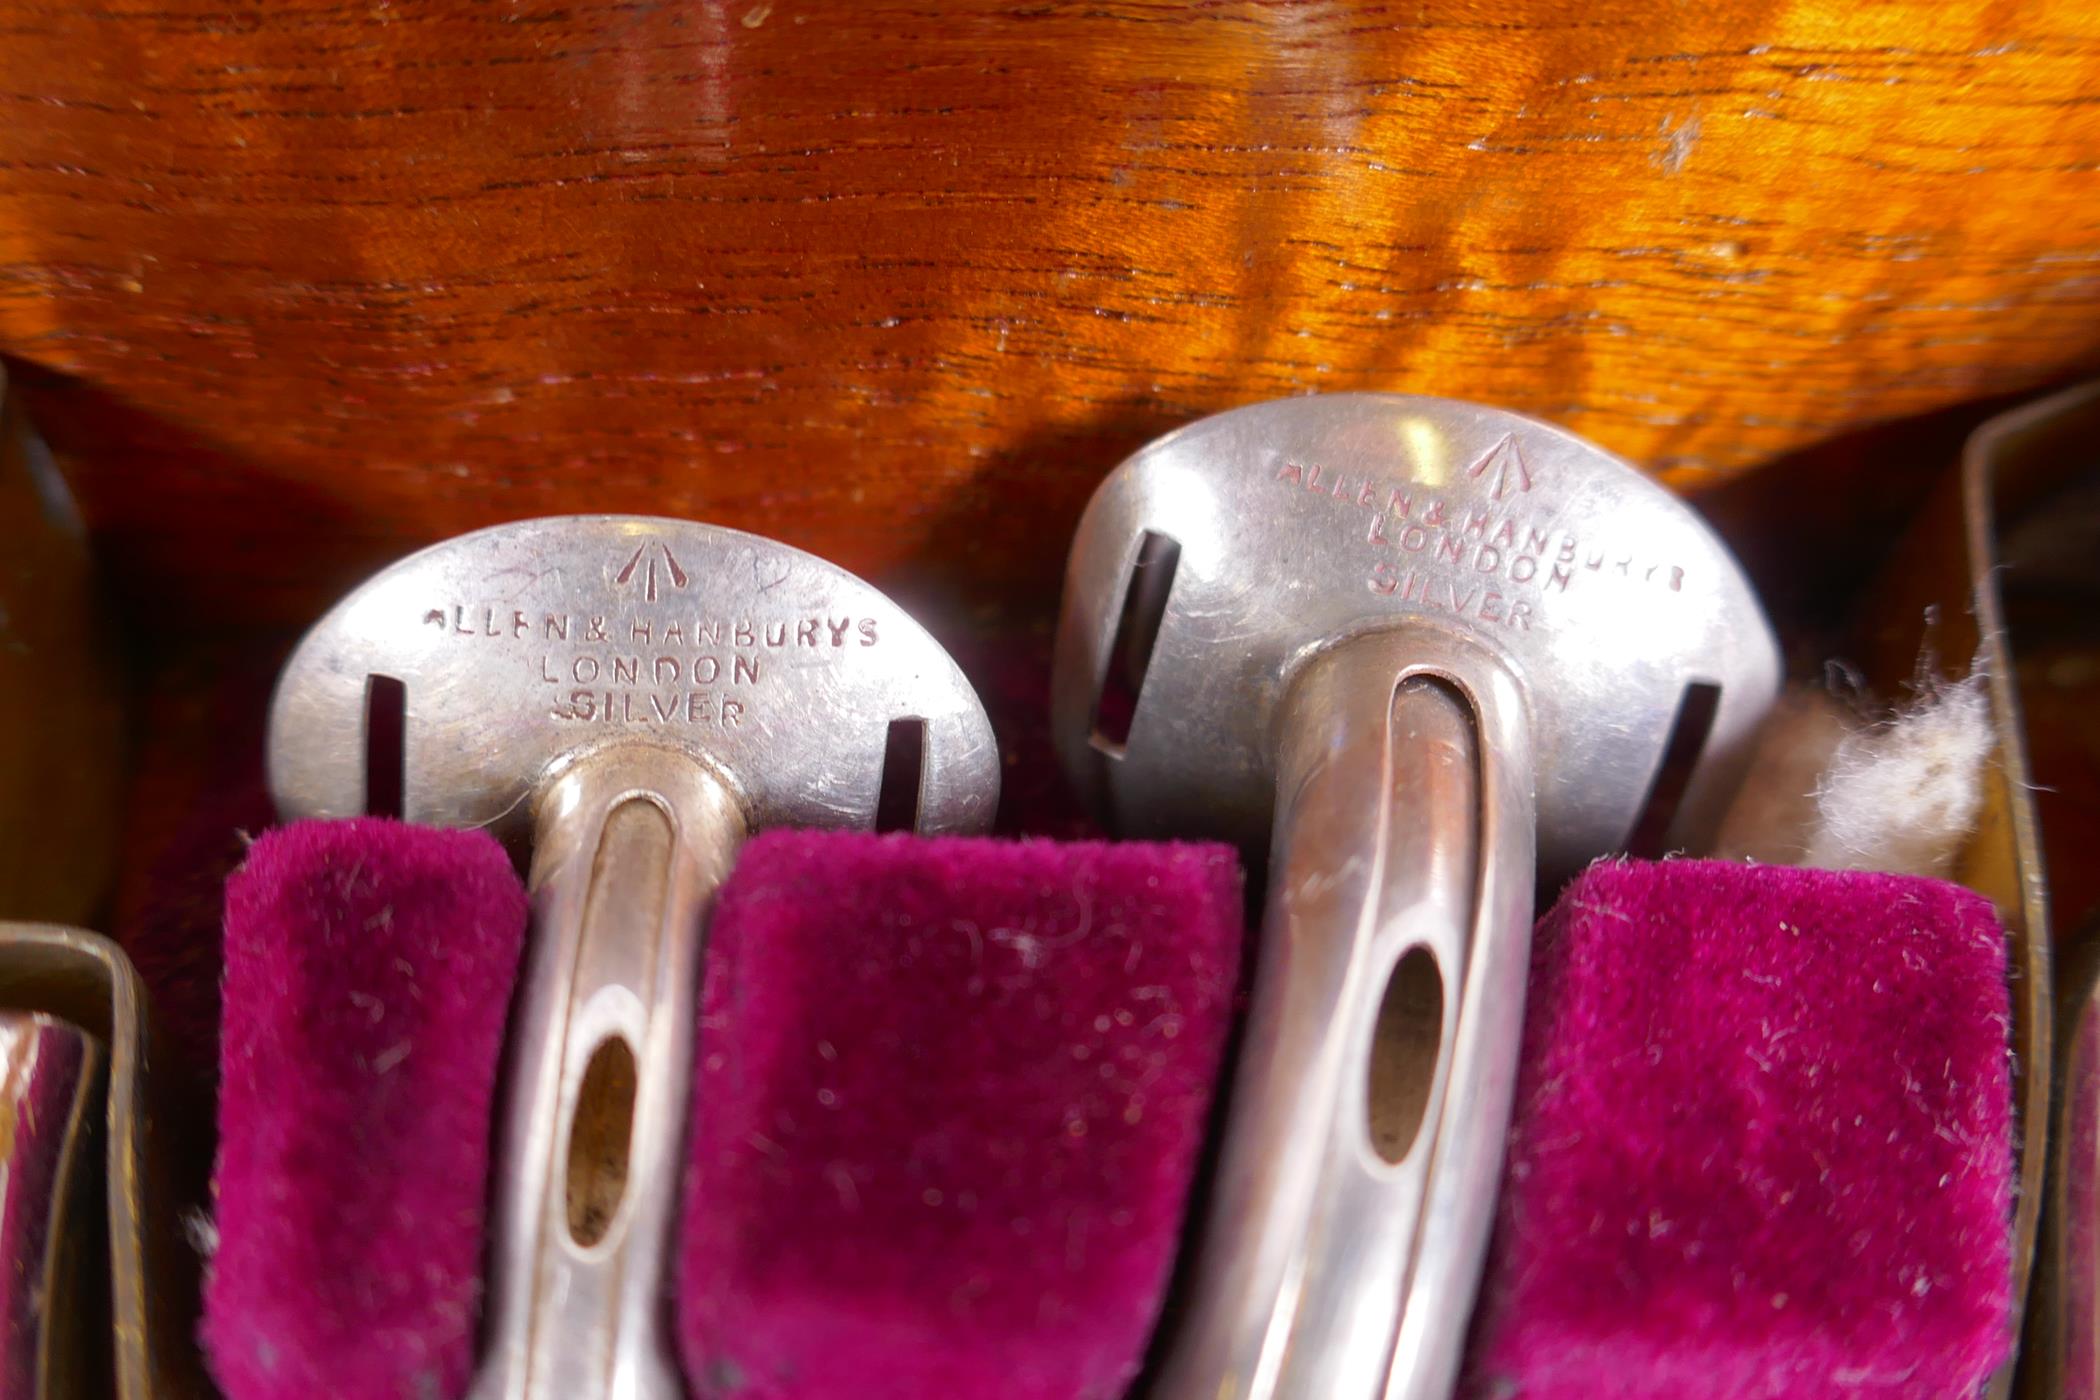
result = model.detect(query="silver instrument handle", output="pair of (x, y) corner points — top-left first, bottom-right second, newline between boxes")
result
(473, 744), (744, 1400)
(1156, 625), (1536, 1400)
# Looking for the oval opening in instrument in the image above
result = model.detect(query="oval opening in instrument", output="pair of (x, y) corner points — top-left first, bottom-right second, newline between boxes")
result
(1089, 529), (1181, 757)
(565, 1034), (639, 1247)
(362, 673), (406, 818)
(876, 715), (928, 833)
(1625, 679), (1724, 858)
(1367, 944), (1444, 1165)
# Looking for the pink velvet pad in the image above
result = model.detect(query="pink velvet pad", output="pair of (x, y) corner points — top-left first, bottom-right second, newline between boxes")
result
(676, 831), (1244, 1400)
(1465, 858), (2016, 1400)
(203, 819), (528, 1400)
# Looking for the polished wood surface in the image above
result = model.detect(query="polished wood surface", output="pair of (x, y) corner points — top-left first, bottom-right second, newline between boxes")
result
(2, 1), (2099, 626)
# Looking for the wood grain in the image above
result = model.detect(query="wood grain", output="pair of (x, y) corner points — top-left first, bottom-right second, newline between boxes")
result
(2, 0), (2098, 626)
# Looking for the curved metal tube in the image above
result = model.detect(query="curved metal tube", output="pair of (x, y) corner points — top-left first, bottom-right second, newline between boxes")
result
(472, 746), (744, 1400)
(1154, 625), (1535, 1400)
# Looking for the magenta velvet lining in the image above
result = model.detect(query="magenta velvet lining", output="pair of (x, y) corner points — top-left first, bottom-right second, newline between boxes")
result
(676, 831), (1245, 1400)
(202, 824), (2016, 1400)
(202, 822), (1242, 1400)
(203, 819), (529, 1400)
(1465, 858), (2016, 1399)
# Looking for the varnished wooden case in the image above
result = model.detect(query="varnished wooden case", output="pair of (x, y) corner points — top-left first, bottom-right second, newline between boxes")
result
(2, 4), (2097, 1397)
